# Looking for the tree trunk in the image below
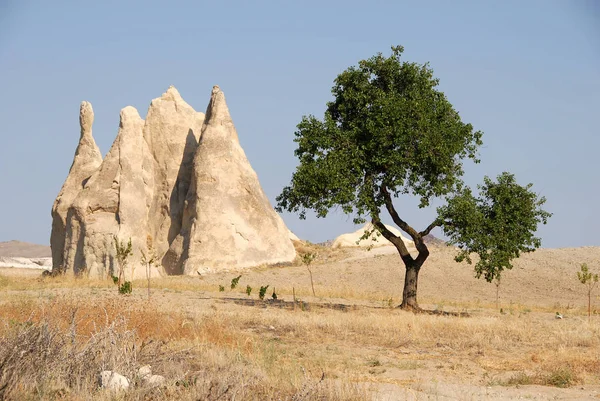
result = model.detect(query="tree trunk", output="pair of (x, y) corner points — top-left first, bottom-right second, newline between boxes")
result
(400, 264), (420, 311)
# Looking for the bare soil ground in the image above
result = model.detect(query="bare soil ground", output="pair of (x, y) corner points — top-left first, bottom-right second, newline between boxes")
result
(1, 243), (600, 400)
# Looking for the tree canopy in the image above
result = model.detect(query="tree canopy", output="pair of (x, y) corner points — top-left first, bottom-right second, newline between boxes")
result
(277, 45), (550, 310)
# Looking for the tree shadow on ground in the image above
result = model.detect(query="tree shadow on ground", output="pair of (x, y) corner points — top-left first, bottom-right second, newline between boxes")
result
(215, 297), (470, 317)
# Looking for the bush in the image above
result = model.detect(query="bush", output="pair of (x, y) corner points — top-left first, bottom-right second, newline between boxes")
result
(119, 281), (132, 294)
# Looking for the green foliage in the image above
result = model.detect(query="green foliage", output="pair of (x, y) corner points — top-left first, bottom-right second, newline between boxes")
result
(246, 285), (252, 297)
(218, 285), (225, 292)
(259, 285), (269, 300)
(301, 253), (317, 296)
(230, 275), (242, 290)
(577, 263), (599, 286)
(118, 281), (132, 294)
(275, 44), (551, 309)
(276, 45), (482, 222)
(438, 173), (551, 282)
(272, 288), (278, 300)
(111, 276), (118, 285)
(577, 263), (598, 318)
(301, 252), (316, 266)
(113, 236), (133, 265)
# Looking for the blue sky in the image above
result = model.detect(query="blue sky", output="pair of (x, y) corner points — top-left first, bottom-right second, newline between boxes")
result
(0, 0), (598, 248)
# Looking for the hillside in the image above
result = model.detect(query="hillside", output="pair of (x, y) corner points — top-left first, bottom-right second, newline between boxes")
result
(0, 240), (51, 258)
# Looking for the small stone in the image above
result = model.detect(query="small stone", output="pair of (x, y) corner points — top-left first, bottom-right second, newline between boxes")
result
(144, 374), (166, 387)
(137, 365), (152, 379)
(99, 370), (129, 391)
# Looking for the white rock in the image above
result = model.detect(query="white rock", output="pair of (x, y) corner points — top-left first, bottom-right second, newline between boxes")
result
(50, 101), (103, 272)
(142, 86), (205, 274)
(99, 370), (129, 391)
(63, 107), (147, 278)
(143, 374), (166, 387)
(53, 86), (296, 279)
(176, 85), (296, 275)
(137, 365), (152, 379)
(288, 230), (300, 241)
(332, 222), (416, 250)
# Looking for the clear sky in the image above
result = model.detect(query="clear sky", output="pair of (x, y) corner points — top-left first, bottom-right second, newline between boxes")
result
(0, 0), (598, 248)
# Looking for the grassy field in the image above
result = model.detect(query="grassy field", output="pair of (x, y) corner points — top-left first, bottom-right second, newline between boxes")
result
(1, 243), (600, 400)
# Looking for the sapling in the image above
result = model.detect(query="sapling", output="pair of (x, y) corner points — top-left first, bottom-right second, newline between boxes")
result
(140, 235), (158, 299)
(231, 275), (242, 290)
(113, 236), (133, 294)
(246, 285), (252, 297)
(259, 285), (269, 300)
(219, 285), (225, 292)
(577, 263), (598, 318)
(272, 287), (278, 300)
(118, 281), (132, 294)
(301, 252), (317, 296)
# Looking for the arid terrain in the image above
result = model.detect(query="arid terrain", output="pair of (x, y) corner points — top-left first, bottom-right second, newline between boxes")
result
(1, 241), (600, 400)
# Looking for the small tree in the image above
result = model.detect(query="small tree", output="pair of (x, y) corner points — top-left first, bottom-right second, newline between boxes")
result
(113, 236), (133, 293)
(577, 263), (598, 318)
(140, 235), (158, 299)
(301, 252), (317, 297)
(259, 285), (269, 300)
(231, 275), (242, 290)
(277, 45), (551, 310)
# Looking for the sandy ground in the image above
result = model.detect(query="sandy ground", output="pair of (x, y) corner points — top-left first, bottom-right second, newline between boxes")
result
(2, 243), (600, 400)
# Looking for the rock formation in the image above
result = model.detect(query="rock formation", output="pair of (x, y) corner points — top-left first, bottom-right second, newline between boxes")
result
(332, 222), (416, 251)
(52, 86), (296, 278)
(50, 102), (103, 272)
(167, 86), (296, 275)
(63, 106), (149, 278)
(142, 87), (204, 263)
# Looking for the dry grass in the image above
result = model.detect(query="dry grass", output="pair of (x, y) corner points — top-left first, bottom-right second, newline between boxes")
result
(1, 288), (599, 400)
(2, 244), (600, 400)
(0, 296), (370, 400)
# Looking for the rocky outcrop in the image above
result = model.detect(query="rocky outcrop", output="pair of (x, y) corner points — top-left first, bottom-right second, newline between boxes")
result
(52, 86), (295, 278)
(143, 87), (204, 263)
(169, 86), (296, 275)
(332, 223), (416, 251)
(50, 102), (103, 272)
(63, 107), (148, 278)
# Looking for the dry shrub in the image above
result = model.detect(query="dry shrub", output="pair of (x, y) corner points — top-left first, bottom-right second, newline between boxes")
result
(0, 313), (145, 399)
(503, 366), (577, 388)
(0, 297), (371, 401)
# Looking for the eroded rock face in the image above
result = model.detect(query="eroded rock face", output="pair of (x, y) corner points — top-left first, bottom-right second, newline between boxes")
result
(142, 86), (204, 269)
(50, 102), (103, 272)
(53, 86), (296, 278)
(63, 107), (148, 278)
(175, 86), (296, 275)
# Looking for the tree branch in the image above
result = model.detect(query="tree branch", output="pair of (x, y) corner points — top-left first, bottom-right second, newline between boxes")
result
(419, 218), (441, 237)
(371, 217), (414, 263)
(380, 184), (430, 267)
(380, 185), (419, 241)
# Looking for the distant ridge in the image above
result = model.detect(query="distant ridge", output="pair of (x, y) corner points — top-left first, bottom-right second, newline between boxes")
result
(423, 234), (446, 246)
(0, 240), (51, 258)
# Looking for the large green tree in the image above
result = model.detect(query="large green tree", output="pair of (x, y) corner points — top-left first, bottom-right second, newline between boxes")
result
(276, 46), (551, 310)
